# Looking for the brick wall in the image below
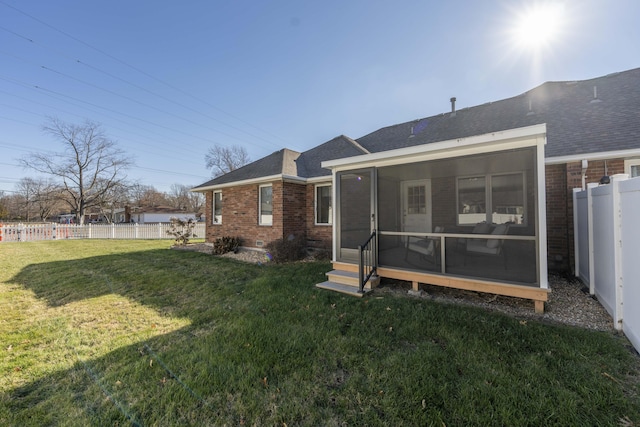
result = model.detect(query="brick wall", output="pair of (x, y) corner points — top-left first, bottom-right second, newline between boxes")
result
(204, 180), (314, 249)
(205, 182), (281, 248)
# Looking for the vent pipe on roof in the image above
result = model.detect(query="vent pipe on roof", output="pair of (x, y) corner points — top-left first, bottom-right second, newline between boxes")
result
(527, 99), (535, 116)
(450, 97), (457, 117)
(590, 85), (602, 103)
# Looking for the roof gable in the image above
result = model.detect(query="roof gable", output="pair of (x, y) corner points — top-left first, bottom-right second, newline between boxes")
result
(193, 148), (300, 189)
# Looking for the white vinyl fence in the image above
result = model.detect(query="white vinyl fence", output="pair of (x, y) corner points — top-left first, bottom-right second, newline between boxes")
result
(573, 174), (640, 353)
(0, 222), (205, 242)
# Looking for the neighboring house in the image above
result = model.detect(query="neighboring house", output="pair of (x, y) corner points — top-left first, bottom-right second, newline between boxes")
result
(124, 206), (197, 224)
(193, 67), (640, 311)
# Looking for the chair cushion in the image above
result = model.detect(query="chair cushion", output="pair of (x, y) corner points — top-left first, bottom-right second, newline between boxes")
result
(472, 222), (491, 234)
(468, 240), (500, 255)
(487, 223), (508, 249)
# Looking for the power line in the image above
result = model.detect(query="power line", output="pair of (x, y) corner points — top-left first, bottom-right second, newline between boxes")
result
(0, 3), (289, 147)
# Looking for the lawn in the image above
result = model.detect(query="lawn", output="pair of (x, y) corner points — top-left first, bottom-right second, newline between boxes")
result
(1, 240), (639, 426)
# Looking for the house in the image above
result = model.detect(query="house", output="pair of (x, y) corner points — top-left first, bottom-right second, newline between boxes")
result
(123, 206), (197, 224)
(193, 67), (640, 312)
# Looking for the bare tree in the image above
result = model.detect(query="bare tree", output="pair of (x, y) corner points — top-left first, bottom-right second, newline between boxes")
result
(20, 118), (131, 224)
(0, 192), (8, 220)
(127, 182), (169, 208)
(205, 144), (250, 177)
(168, 183), (205, 213)
(15, 177), (63, 221)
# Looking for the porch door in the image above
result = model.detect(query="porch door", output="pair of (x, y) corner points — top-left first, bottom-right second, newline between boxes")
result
(401, 179), (432, 237)
(338, 169), (374, 262)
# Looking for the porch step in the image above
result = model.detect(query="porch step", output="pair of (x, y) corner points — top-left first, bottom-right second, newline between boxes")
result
(325, 269), (381, 289)
(315, 281), (371, 297)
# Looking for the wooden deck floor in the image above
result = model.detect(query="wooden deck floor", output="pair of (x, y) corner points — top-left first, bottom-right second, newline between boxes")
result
(330, 261), (549, 313)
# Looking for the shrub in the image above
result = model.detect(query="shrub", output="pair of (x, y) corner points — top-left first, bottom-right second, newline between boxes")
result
(166, 217), (197, 245)
(265, 234), (307, 263)
(212, 236), (241, 255)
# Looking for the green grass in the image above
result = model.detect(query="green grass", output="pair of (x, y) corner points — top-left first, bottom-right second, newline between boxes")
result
(1, 240), (639, 426)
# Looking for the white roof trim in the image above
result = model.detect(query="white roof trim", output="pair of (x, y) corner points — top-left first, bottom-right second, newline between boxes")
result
(191, 174), (307, 192)
(545, 148), (640, 165)
(343, 135), (371, 154)
(322, 124), (547, 170)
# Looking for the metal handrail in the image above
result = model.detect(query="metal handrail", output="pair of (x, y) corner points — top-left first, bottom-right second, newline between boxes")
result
(358, 229), (378, 293)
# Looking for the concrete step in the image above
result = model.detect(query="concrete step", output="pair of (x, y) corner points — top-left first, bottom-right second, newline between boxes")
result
(326, 269), (380, 289)
(315, 281), (371, 297)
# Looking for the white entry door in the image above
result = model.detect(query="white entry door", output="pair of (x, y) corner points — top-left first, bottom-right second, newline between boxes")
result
(401, 179), (432, 236)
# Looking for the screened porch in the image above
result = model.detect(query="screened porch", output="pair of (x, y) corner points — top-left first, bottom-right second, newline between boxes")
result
(376, 146), (539, 286)
(321, 125), (549, 311)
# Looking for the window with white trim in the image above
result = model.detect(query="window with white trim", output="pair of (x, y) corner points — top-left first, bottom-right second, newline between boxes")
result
(315, 184), (332, 225)
(457, 172), (526, 226)
(259, 184), (273, 225)
(212, 191), (222, 224)
(625, 159), (640, 178)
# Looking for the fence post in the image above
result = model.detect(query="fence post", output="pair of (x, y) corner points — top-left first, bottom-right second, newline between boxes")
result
(612, 174), (628, 331)
(586, 183), (597, 295)
(111, 223), (115, 239)
(158, 223), (162, 239)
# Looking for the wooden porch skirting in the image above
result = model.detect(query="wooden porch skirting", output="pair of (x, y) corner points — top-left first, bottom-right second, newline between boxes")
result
(332, 262), (549, 313)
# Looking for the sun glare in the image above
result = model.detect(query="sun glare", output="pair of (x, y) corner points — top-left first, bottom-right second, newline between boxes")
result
(512, 3), (565, 49)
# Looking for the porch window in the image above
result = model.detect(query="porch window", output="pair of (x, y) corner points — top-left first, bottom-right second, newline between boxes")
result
(259, 184), (272, 225)
(457, 173), (525, 226)
(315, 184), (332, 225)
(212, 191), (222, 224)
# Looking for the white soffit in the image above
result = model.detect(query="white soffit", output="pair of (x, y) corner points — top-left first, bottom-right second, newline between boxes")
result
(545, 148), (640, 165)
(322, 124), (547, 171)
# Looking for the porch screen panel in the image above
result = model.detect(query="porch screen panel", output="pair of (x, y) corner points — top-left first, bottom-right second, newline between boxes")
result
(339, 171), (371, 249)
(458, 177), (486, 225)
(375, 147), (539, 286)
(491, 173), (525, 225)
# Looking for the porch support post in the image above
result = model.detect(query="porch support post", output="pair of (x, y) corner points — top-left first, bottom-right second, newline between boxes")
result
(536, 134), (549, 290)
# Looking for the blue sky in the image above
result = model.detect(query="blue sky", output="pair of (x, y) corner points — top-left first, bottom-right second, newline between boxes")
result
(1, 0), (638, 193)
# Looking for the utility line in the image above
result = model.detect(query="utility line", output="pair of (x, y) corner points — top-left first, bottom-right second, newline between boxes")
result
(0, 3), (289, 147)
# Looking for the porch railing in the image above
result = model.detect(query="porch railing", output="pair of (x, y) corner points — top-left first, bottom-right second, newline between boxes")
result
(358, 229), (378, 293)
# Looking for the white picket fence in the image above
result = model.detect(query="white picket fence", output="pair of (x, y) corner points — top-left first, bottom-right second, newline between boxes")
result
(573, 174), (640, 353)
(0, 222), (206, 242)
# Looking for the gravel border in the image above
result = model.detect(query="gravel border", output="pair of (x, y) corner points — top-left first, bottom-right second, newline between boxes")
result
(174, 244), (615, 332)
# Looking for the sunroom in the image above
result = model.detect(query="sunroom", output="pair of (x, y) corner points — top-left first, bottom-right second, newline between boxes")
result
(318, 124), (549, 312)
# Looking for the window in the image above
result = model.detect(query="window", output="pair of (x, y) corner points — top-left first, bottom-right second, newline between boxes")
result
(259, 184), (272, 225)
(625, 159), (640, 178)
(457, 173), (525, 226)
(406, 184), (426, 214)
(212, 191), (222, 224)
(315, 184), (332, 225)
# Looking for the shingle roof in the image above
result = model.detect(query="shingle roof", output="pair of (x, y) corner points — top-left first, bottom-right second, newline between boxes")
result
(193, 136), (368, 189)
(192, 148), (301, 189)
(194, 67), (640, 190)
(296, 135), (369, 178)
(356, 67), (640, 158)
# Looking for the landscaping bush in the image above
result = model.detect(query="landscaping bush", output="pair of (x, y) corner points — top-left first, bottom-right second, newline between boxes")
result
(265, 234), (307, 263)
(212, 236), (241, 254)
(166, 217), (197, 245)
